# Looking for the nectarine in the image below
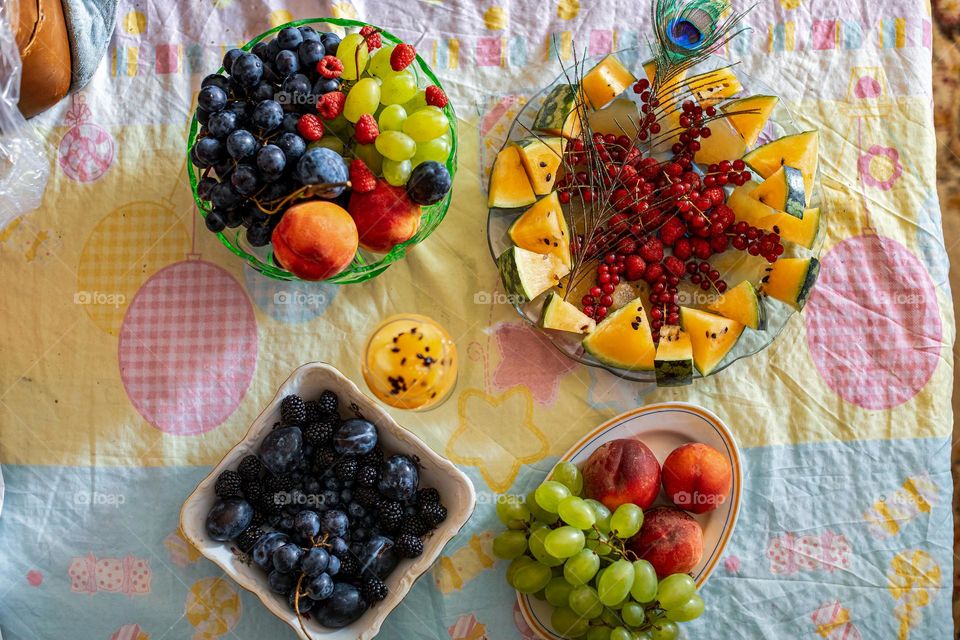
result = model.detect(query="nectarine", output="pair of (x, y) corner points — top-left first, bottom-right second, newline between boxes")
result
(348, 179), (422, 253)
(582, 438), (661, 510)
(661, 442), (732, 514)
(627, 506), (703, 577)
(271, 200), (358, 280)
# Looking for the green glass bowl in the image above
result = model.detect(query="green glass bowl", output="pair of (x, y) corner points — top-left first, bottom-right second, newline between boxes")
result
(187, 17), (459, 284)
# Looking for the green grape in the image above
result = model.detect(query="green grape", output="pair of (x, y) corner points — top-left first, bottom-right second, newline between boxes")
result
(353, 143), (383, 175)
(344, 77), (381, 123)
(526, 490), (559, 524)
(325, 113), (352, 134)
(529, 524), (565, 567)
(648, 619), (678, 640)
(597, 559), (634, 606)
(382, 158), (412, 186)
(600, 608), (621, 628)
(585, 534), (614, 557)
(402, 90), (428, 114)
(563, 549), (600, 586)
(411, 137), (452, 167)
(558, 496), (596, 530)
(381, 70), (420, 106)
(621, 602), (646, 627)
(511, 559), (553, 594)
(401, 105), (448, 142)
(629, 560), (658, 604)
(551, 607), (590, 639)
(610, 628), (632, 640)
(544, 526), (585, 559)
(378, 104), (408, 132)
(368, 45), (396, 78)
(551, 461), (584, 495)
(545, 577), (575, 608)
(492, 530), (528, 560)
(375, 131), (417, 161)
(506, 556), (534, 586)
(585, 499), (611, 533)
(534, 481), (571, 513)
(587, 626), (613, 640)
(655, 574), (696, 610)
(634, 634), (653, 640)
(568, 585), (604, 619)
(665, 594), (704, 622)
(495, 494), (531, 529)
(337, 33), (369, 81)
(609, 504), (643, 539)
(310, 137), (345, 156)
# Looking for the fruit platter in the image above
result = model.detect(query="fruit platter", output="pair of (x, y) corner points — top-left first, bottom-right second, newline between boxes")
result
(493, 402), (741, 640)
(179, 362), (476, 639)
(188, 18), (457, 283)
(487, 41), (823, 384)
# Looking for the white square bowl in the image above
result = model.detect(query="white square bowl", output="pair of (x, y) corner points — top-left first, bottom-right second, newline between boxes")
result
(180, 362), (477, 639)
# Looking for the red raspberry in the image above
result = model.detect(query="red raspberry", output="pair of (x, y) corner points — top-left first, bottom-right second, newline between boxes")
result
(349, 159), (377, 193)
(296, 113), (325, 141)
(664, 256), (685, 277)
(624, 255), (647, 281)
(638, 237), (664, 263)
(703, 186), (725, 206)
(390, 43), (416, 71)
(317, 91), (346, 120)
(643, 262), (664, 284)
(673, 237), (693, 261)
(359, 26), (382, 50)
(659, 217), (686, 246)
(425, 85), (448, 108)
(354, 114), (379, 145)
(316, 56), (344, 79)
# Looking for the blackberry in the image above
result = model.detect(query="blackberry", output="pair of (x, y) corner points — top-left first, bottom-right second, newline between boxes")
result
(358, 446), (383, 468)
(400, 515), (429, 537)
(362, 576), (388, 603)
(236, 525), (266, 552)
(214, 470), (243, 498)
(261, 492), (285, 515)
(339, 554), (359, 577)
(396, 533), (424, 558)
(237, 454), (263, 481)
(250, 509), (267, 526)
(264, 473), (295, 493)
(242, 480), (263, 504)
(280, 394), (307, 425)
(419, 502), (448, 528)
(305, 400), (323, 423)
(378, 500), (403, 531)
(335, 458), (358, 482)
(303, 415), (338, 446)
(317, 390), (339, 415)
(353, 486), (380, 508)
(314, 447), (338, 471)
(356, 465), (380, 487)
(416, 488), (440, 505)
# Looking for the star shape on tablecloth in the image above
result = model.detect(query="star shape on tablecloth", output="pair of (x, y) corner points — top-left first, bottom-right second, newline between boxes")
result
(491, 322), (577, 406)
(446, 387), (548, 493)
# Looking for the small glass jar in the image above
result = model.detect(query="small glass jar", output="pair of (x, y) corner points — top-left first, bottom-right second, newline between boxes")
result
(362, 314), (458, 410)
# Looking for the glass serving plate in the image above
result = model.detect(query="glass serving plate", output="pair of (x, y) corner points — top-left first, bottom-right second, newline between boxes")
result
(187, 17), (459, 284)
(486, 48), (824, 382)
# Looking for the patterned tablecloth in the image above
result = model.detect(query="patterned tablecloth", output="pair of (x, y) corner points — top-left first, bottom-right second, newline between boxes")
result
(0, 0), (954, 639)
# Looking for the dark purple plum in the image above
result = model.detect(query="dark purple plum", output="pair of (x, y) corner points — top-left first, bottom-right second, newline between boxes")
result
(252, 531), (289, 570)
(313, 583), (368, 628)
(358, 535), (399, 579)
(378, 455), (419, 501)
(258, 426), (303, 474)
(333, 419), (378, 456)
(205, 497), (253, 541)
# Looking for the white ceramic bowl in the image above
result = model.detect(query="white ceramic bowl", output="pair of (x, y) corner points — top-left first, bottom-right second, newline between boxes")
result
(180, 362), (477, 640)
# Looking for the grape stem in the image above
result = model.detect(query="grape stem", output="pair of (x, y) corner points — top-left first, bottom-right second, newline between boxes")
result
(291, 533), (332, 640)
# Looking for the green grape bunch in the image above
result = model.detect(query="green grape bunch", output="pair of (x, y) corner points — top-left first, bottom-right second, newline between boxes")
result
(492, 462), (706, 640)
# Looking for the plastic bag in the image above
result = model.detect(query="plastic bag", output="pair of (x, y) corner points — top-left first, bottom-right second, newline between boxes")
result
(0, 1), (51, 229)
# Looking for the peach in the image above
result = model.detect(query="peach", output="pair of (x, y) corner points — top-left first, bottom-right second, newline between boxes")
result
(582, 438), (661, 510)
(272, 200), (358, 280)
(348, 180), (422, 253)
(661, 443), (732, 514)
(627, 506), (703, 577)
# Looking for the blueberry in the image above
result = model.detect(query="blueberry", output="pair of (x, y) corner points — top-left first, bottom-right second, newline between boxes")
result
(406, 161), (452, 205)
(204, 209), (227, 233)
(226, 129), (257, 160)
(298, 40), (325, 67)
(326, 554), (341, 576)
(281, 112), (301, 133)
(275, 132), (306, 161)
(324, 477), (342, 491)
(279, 515), (295, 530)
(321, 510), (350, 538)
(258, 426), (303, 474)
(353, 527), (368, 542)
(201, 74), (231, 93)
(252, 99), (284, 131)
(207, 110), (239, 139)
(252, 531), (289, 570)
(306, 572), (334, 600)
(296, 147), (348, 195)
(339, 488), (352, 504)
(197, 177), (217, 200)
(276, 26), (303, 50)
(314, 583), (368, 628)
(231, 164), (261, 196)
(249, 81), (275, 103)
(320, 32), (341, 56)
(198, 85), (228, 113)
(205, 498), (253, 541)
(358, 535), (399, 579)
(299, 25), (322, 44)
(328, 536), (349, 558)
(268, 569), (295, 595)
(301, 547), (330, 576)
(210, 181), (242, 210)
(294, 510), (321, 540)
(273, 542), (304, 573)
(222, 48), (244, 73)
(347, 502), (366, 520)
(193, 137), (224, 167)
(378, 455), (419, 501)
(289, 589), (314, 614)
(231, 52), (264, 87)
(333, 419), (378, 456)
(275, 49), (299, 77)
(257, 144), (286, 178)
(321, 489), (339, 508)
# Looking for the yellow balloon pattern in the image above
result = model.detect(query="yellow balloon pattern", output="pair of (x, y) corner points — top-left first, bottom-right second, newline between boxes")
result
(887, 550), (941, 640)
(185, 577), (241, 640)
